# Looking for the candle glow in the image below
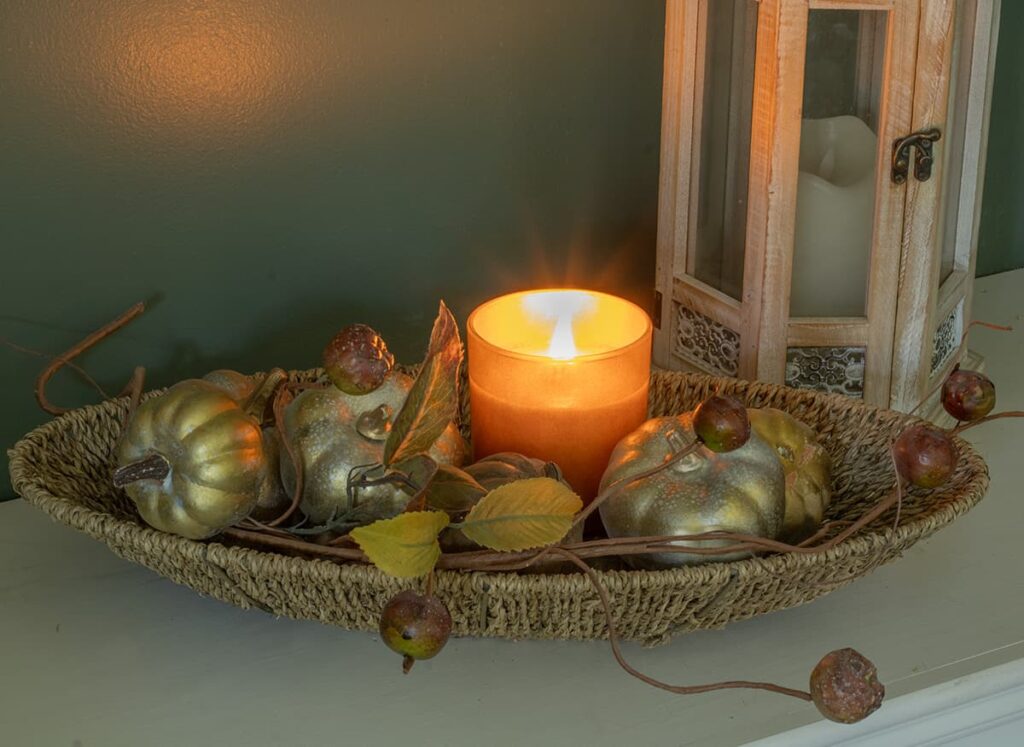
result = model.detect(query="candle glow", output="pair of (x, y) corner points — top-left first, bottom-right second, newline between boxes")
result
(467, 289), (652, 501)
(520, 290), (598, 360)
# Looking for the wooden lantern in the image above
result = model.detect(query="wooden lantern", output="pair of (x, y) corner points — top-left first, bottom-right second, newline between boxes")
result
(653, 0), (1001, 412)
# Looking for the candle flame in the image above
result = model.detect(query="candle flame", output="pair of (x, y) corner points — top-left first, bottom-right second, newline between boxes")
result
(522, 290), (596, 360)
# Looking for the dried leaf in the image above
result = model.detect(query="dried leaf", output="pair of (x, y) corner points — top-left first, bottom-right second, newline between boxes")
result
(424, 464), (487, 515)
(350, 511), (450, 578)
(383, 301), (462, 466)
(458, 478), (582, 552)
(390, 454), (440, 495)
(391, 454), (440, 513)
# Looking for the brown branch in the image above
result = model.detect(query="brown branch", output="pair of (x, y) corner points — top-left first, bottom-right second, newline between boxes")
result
(951, 411), (1024, 436)
(2, 338), (113, 400)
(227, 477), (905, 572)
(264, 384), (304, 527)
(122, 366), (146, 424)
(224, 514), (894, 572)
(34, 302), (147, 415)
(548, 547), (812, 701)
(223, 527), (367, 561)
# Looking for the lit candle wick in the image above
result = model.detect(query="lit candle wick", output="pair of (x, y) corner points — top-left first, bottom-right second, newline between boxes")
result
(522, 290), (596, 361)
(546, 314), (578, 360)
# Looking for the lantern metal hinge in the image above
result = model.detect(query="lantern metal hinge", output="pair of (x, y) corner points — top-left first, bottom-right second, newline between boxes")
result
(653, 289), (663, 330)
(892, 127), (942, 185)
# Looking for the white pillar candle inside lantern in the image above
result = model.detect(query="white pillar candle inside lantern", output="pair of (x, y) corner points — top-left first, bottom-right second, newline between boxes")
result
(792, 115), (878, 317)
(652, 0), (1000, 414)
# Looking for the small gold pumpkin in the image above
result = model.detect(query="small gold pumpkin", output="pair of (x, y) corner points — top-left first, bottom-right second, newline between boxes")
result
(599, 414), (786, 568)
(114, 380), (269, 540)
(201, 369), (289, 520)
(748, 408), (831, 543)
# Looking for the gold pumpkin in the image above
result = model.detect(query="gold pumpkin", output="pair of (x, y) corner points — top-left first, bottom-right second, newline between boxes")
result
(201, 369), (289, 520)
(598, 414), (786, 568)
(201, 369), (258, 403)
(463, 452), (564, 490)
(281, 372), (468, 525)
(748, 408), (831, 543)
(114, 380), (269, 540)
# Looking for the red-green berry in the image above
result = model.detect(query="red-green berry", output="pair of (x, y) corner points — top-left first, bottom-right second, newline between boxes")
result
(323, 324), (395, 395)
(693, 395), (750, 452)
(379, 590), (452, 673)
(892, 424), (958, 489)
(942, 368), (996, 422)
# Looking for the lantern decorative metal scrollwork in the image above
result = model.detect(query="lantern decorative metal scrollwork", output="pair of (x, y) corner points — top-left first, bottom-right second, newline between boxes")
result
(653, 0), (1000, 413)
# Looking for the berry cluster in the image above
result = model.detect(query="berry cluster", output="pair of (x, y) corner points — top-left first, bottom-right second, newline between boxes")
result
(895, 368), (995, 489)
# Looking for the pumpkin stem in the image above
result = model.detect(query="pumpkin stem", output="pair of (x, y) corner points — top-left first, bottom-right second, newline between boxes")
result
(113, 453), (171, 487)
(241, 368), (290, 422)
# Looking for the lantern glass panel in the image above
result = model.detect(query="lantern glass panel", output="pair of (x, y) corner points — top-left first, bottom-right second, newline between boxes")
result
(790, 10), (888, 318)
(937, 0), (975, 285)
(691, 0), (758, 301)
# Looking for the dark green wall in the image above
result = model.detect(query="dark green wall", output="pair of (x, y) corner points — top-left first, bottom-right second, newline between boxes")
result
(1, 0), (666, 495)
(977, 0), (1024, 276)
(3, 1), (1022, 499)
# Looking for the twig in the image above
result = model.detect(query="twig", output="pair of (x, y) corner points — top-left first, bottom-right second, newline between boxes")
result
(572, 439), (701, 530)
(30, 302), (147, 415)
(1, 338), (112, 400)
(264, 384), (304, 527)
(951, 411), (1024, 436)
(123, 366), (146, 425)
(223, 527), (366, 562)
(548, 547), (812, 701)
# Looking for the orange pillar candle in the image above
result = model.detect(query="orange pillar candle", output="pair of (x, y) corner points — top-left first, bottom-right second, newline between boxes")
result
(467, 289), (652, 501)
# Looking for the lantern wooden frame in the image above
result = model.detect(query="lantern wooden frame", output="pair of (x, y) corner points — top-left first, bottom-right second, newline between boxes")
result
(653, 0), (1001, 411)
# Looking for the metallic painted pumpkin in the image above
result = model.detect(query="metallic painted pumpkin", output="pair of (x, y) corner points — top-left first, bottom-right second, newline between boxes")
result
(598, 414), (786, 568)
(280, 372), (468, 525)
(251, 426), (290, 521)
(464, 452), (563, 489)
(115, 380), (269, 540)
(202, 369), (289, 521)
(441, 452), (574, 553)
(748, 408), (831, 543)
(202, 369), (257, 403)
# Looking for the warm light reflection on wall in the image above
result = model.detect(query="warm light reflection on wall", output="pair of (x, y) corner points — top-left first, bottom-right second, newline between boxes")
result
(64, 2), (328, 146)
(106, 5), (293, 134)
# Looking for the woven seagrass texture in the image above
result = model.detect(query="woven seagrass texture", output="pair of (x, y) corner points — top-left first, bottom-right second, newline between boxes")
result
(9, 370), (989, 646)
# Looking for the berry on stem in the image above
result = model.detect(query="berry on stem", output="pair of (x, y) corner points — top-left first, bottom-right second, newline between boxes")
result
(693, 394), (750, 452)
(892, 424), (958, 489)
(323, 324), (395, 395)
(379, 590), (452, 673)
(942, 368), (996, 422)
(810, 648), (885, 724)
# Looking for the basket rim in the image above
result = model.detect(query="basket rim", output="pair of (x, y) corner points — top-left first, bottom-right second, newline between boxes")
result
(7, 370), (991, 593)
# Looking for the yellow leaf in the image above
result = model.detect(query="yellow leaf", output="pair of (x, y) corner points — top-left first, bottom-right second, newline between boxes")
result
(350, 511), (450, 578)
(459, 478), (582, 552)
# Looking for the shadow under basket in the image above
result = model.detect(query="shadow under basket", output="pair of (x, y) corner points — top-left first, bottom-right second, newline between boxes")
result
(9, 370), (989, 647)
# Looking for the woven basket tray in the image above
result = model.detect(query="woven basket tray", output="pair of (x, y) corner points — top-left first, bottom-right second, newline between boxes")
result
(9, 370), (989, 646)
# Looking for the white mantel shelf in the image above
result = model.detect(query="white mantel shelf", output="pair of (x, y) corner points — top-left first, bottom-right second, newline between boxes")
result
(2, 270), (1023, 747)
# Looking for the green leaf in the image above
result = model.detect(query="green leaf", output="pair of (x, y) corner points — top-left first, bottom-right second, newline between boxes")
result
(457, 478), (582, 552)
(350, 511), (450, 578)
(424, 464), (487, 515)
(383, 301), (463, 466)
